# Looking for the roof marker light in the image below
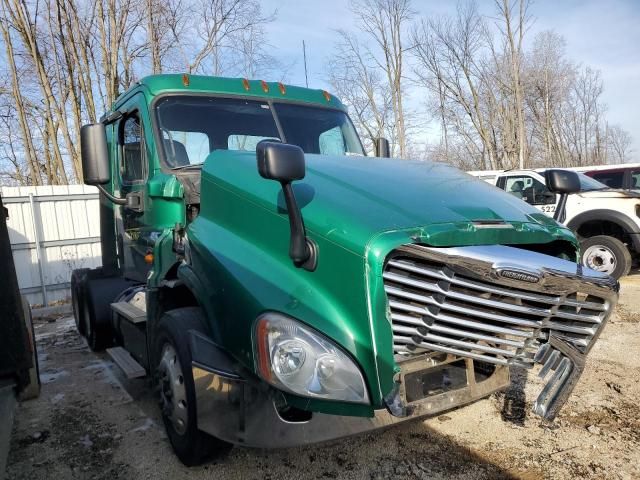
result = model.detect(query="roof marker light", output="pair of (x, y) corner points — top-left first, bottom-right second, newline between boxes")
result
(261, 80), (269, 93)
(322, 90), (331, 102)
(278, 82), (286, 95)
(182, 74), (190, 87)
(242, 78), (251, 91)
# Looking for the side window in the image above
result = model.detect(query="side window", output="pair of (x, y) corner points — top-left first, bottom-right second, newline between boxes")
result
(120, 114), (144, 184)
(631, 170), (640, 189)
(592, 171), (624, 189)
(505, 175), (555, 205)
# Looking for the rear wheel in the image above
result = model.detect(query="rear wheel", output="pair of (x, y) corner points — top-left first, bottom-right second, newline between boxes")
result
(83, 277), (137, 351)
(581, 235), (632, 279)
(154, 307), (231, 466)
(71, 268), (90, 335)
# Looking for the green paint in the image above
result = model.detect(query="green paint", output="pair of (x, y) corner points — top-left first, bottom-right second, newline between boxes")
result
(105, 75), (579, 417)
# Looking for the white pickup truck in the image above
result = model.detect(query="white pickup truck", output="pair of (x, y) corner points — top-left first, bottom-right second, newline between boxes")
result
(468, 168), (640, 279)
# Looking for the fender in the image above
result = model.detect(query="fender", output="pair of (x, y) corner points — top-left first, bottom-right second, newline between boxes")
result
(566, 209), (640, 252)
(176, 263), (223, 343)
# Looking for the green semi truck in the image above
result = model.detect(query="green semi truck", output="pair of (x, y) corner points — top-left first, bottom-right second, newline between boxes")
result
(72, 74), (618, 465)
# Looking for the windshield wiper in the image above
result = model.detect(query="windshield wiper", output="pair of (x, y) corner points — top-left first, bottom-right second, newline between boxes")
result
(171, 164), (203, 171)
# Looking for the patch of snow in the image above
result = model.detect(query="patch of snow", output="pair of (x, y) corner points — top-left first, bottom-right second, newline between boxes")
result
(50, 393), (65, 404)
(79, 434), (93, 448)
(40, 369), (70, 384)
(130, 417), (156, 433)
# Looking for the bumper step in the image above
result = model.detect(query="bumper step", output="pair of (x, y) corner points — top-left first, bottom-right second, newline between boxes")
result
(106, 346), (146, 379)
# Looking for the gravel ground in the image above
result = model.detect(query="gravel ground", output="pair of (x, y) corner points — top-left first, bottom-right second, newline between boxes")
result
(6, 276), (640, 480)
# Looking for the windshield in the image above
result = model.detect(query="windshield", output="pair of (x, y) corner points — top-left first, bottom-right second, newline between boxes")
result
(154, 96), (365, 168)
(576, 172), (609, 191)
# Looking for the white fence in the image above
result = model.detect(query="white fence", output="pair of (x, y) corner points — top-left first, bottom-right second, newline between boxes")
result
(1, 185), (102, 307)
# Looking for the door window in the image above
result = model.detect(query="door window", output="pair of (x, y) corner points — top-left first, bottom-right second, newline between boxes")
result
(630, 170), (640, 189)
(120, 114), (144, 184)
(504, 175), (555, 205)
(592, 171), (624, 189)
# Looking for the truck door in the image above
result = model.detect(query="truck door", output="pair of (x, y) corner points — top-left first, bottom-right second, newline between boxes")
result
(114, 97), (152, 282)
(497, 174), (558, 215)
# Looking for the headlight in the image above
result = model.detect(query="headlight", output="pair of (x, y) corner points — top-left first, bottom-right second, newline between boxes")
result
(254, 313), (370, 404)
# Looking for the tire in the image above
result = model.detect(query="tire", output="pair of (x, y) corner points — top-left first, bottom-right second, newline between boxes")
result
(83, 277), (136, 351)
(18, 295), (40, 400)
(71, 268), (90, 336)
(581, 235), (632, 280)
(154, 307), (231, 466)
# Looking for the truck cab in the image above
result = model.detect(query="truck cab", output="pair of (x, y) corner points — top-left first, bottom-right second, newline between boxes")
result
(73, 75), (618, 465)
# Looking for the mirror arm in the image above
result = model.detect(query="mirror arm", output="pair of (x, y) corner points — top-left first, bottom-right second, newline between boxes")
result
(96, 184), (127, 205)
(281, 181), (316, 271)
(554, 193), (568, 223)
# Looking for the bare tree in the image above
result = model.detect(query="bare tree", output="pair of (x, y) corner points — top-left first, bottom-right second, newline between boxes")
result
(0, 0), (285, 185)
(607, 125), (633, 164)
(412, 2), (499, 169)
(327, 30), (396, 154)
(172, 0), (271, 75)
(348, 0), (413, 157)
(0, 8), (41, 184)
(495, 0), (530, 169)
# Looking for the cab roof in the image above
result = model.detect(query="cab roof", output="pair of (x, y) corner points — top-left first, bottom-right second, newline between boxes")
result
(114, 74), (345, 111)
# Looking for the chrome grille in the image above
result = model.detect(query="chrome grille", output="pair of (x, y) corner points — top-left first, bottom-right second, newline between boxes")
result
(384, 245), (612, 367)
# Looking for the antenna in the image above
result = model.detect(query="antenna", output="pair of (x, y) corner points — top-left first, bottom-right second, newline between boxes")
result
(302, 40), (309, 88)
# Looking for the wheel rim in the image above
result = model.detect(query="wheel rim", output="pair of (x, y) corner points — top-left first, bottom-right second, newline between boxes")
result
(583, 245), (617, 275)
(158, 343), (188, 435)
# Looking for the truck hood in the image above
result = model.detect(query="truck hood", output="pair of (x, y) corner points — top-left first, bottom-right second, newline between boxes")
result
(201, 151), (573, 254)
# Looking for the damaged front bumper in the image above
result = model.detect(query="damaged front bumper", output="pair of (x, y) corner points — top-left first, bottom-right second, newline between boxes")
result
(191, 346), (511, 448)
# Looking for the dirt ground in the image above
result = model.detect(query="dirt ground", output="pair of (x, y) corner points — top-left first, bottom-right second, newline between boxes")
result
(6, 276), (640, 480)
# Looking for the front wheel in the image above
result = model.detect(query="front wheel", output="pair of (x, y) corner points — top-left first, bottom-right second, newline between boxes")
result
(581, 235), (632, 280)
(154, 307), (231, 466)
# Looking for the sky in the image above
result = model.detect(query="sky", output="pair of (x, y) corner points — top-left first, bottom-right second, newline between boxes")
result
(261, 0), (640, 158)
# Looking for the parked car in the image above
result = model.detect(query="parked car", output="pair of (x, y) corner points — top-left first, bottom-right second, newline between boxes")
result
(469, 168), (640, 279)
(570, 163), (640, 191)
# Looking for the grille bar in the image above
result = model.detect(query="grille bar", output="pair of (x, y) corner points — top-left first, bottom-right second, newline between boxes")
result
(391, 312), (526, 347)
(393, 336), (514, 366)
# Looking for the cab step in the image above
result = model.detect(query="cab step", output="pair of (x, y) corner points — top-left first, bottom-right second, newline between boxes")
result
(106, 347), (146, 379)
(111, 301), (147, 324)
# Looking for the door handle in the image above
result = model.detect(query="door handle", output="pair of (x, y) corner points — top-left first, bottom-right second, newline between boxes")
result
(125, 191), (144, 212)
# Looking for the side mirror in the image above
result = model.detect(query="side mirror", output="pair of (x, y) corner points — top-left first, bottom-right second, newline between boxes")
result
(375, 137), (390, 158)
(544, 169), (580, 223)
(80, 123), (110, 185)
(256, 141), (316, 271)
(257, 141), (305, 182)
(545, 169), (580, 194)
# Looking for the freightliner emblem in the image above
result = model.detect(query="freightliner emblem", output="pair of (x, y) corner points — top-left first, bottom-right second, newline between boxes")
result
(497, 269), (541, 284)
